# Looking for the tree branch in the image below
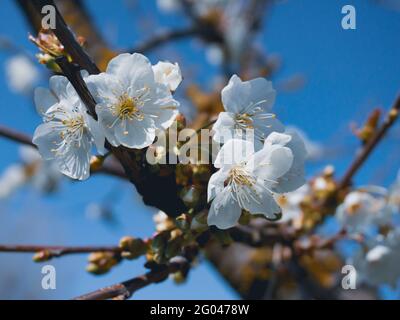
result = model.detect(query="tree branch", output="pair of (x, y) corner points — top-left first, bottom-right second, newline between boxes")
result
(131, 27), (200, 53)
(74, 260), (186, 300)
(0, 244), (120, 258)
(0, 125), (35, 147)
(338, 95), (400, 189)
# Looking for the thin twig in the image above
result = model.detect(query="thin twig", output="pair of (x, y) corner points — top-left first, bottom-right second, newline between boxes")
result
(132, 27), (200, 53)
(338, 95), (400, 189)
(294, 229), (348, 254)
(0, 244), (120, 257)
(0, 125), (35, 147)
(74, 261), (184, 300)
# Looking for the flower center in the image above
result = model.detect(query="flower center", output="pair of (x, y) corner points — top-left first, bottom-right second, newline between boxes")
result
(276, 195), (288, 207)
(235, 113), (254, 129)
(114, 94), (144, 121)
(225, 166), (256, 188)
(233, 100), (276, 141)
(61, 115), (85, 140)
(223, 165), (261, 209)
(51, 115), (86, 156)
(347, 202), (362, 215)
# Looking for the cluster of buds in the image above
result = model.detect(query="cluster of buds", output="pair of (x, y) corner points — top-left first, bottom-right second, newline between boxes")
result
(352, 109), (381, 145)
(149, 229), (185, 265)
(177, 165), (211, 210)
(296, 166), (338, 232)
(311, 166), (337, 201)
(86, 251), (120, 275)
(29, 29), (85, 72)
(148, 211), (200, 270)
(119, 236), (147, 260)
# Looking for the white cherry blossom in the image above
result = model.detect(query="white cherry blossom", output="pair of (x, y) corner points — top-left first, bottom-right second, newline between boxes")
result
(152, 61), (182, 92)
(86, 53), (179, 149)
(274, 184), (310, 225)
(212, 75), (284, 147)
(0, 164), (27, 199)
(207, 131), (306, 229)
(33, 75), (106, 180)
(388, 170), (400, 212)
(353, 231), (400, 287)
(157, 0), (180, 12)
(5, 54), (39, 94)
(19, 145), (61, 192)
(335, 188), (394, 234)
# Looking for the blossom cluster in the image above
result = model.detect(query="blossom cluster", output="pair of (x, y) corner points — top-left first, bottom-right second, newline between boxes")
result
(33, 53), (182, 180)
(207, 75), (307, 229)
(334, 181), (400, 287)
(32, 52), (307, 230)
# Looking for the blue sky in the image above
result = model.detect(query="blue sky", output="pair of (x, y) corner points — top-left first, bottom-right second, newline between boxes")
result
(0, 0), (399, 299)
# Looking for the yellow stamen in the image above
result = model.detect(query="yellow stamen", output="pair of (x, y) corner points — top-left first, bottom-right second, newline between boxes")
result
(113, 94), (144, 122)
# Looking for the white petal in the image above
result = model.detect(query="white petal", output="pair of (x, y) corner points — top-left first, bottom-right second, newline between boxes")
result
(207, 189), (241, 229)
(85, 115), (107, 155)
(32, 122), (62, 160)
(207, 168), (229, 202)
(114, 117), (156, 149)
(246, 76), (276, 112)
(106, 53), (154, 89)
(34, 87), (58, 116)
(221, 74), (276, 114)
(56, 136), (91, 180)
(152, 61), (182, 91)
(49, 75), (70, 100)
(248, 144), (293, 183)
(214, 138), (254, 169)
(273, 131), (307, 193)
(212, 112), (236, 143)
(142, 83), (179, 130)
(264, 132), (292, 147)
(253, 117), (285, 145)
(242, 181), (282, 220)
(94, 103), (120, 146)
(86, 73), (121, 106)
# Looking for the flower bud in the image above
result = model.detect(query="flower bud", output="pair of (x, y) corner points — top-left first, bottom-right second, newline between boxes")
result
(32, 250), (52, 262)
(86, 251), (119, 275)
(175, 214), (190, 231)
(90, 155), (104, 171)
(119, 236), (147, 260)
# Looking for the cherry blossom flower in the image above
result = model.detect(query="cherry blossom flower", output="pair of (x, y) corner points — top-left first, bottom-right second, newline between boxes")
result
(0, 164), (27, 199)
(5, 55), (39, 94)
(19, 145), (61, 193)
(388, 170), (400, 212)
(335, 188), (394, 234)
(207, 131), (306, 229)
(274, 184), (310, 225)
(33, 75), (106, 180)
(86, 53), (179, 149)
(156, 0), (180, 12)
(212, 75), (284, 147)
(353, 231), (400, 287)
(152, 61), (182, 92)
